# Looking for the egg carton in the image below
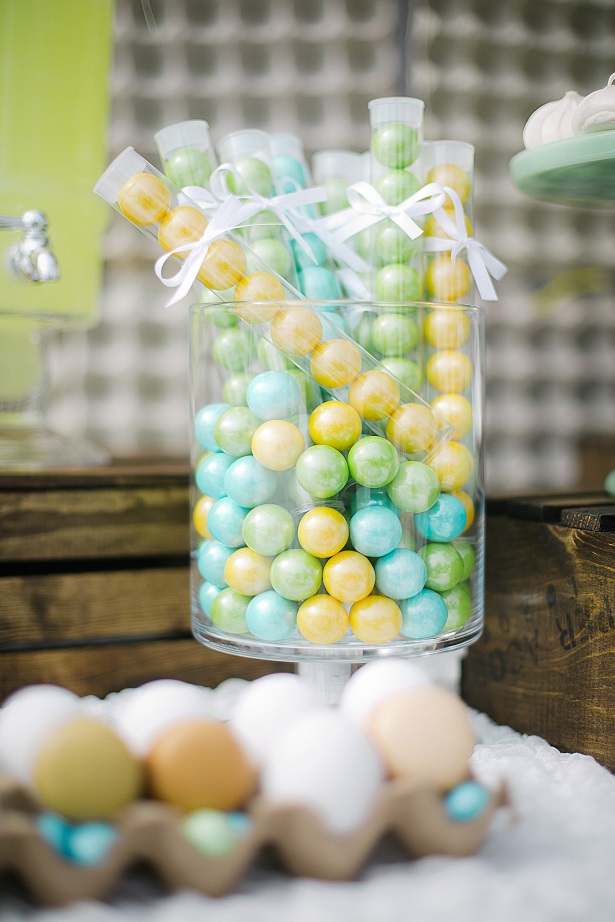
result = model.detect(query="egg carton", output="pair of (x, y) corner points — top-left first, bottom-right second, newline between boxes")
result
(0, 771), (506, 907)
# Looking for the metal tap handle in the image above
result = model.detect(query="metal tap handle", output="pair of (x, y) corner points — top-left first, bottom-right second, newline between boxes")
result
(0, 210), (48, 232)
(0, 210), (60, 283)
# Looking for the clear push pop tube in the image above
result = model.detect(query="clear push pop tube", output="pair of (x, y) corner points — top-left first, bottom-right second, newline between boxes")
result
(154, 119), (217, 191)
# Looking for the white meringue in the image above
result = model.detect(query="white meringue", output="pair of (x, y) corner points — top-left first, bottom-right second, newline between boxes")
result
(572, 74), (615, 135)
(522, 91), (582, 149)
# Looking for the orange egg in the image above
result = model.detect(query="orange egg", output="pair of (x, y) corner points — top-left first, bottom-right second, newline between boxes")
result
(270, 307), (323, 356)
(146, 718), (257, 811)
(198, 239), (246, 290)
(348, 370), (400, 421)
(310, 339), (362, 389)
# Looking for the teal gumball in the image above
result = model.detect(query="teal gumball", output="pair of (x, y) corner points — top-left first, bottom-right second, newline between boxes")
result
(195, 403), (230, 452)
(415, 493), (467, 542)
(400, 588), (448, 639)
(349, 505), (402, 557)
(197, 539), (235, 588)
(195, 452), (235, 499)
(207, 498), (250, 547)
(298, 266), (341, 300)
(198, 580), (222, 616)
(246, 589), (298, 641)
(246, 371), (301, 421)
(375, 547), (426, 599)
(224, 455), (278, 508)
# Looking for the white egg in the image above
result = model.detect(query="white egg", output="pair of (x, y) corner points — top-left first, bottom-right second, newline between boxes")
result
(0, 685), (81, 785)
(261, 708), (384, 835)
(112, 679), (214, 756)
(339, 659), (432, 727)
(230, 673), (320, 765)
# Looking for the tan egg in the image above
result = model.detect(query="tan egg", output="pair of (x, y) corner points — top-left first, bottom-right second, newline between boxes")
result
(365, 685), (475, 792)
(146, 718), (257, 812)
(33, 716), (143, 821)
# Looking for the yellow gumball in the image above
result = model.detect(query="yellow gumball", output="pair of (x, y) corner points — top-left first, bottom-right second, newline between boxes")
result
(451, 489), (475, 530)
(427, 441), (474, 492)
(193, 494), (216, 538)
(224, 547), (273, 595)
(252, 420), (305, 471)
(270, 307), (323, 356)
(323, 551), (375, 603)
(385, 403), (439, 455)
(349, 595), (402, 643)
(117, 173), (171, 226)
(425, 208), (473, 239)
(298, 507), (349, 558)
(198, 239), (246, 290)
(348, 371), (400, 421)
(233, 273), (286, 319)
(310, 339), (362, 389)
(424, 308), (470, 349)
(309, 401), (362, 451)
(426, 350), (473, 393)
(430, 393), (473, 440)
(426, 163), (472, 204)
(158, 206), (208, 254)
(297, 594), (350, 644)
(425, 255), (471, 302)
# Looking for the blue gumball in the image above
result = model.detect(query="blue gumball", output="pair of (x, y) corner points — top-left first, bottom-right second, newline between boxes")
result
(414, 493), (467, 542)
(224, 455), (278, 508)
(291, 233), (327, 270)
(199, 580), (222, 615)
(400, 588), (448, 639)
(351, 485), (401, 517)
(272, 154), (307, 192)
(349, 504), (402, 558)
(298, 265), (341, 300)
(245, 589), (298, 641)
(195, 452), (235, 499)
(444, 781), (491, 822)
(207, 497), (250, 548)
(375, 548), (426, 600)
(194, 403), (230, 452)
(197, 539), (236, 587)
(246, 371), (302, 421)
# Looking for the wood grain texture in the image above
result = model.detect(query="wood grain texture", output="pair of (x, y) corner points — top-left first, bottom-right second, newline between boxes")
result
(462, 512), (615, 771)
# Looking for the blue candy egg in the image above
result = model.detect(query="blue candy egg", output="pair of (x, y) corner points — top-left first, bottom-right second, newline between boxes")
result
(351, 485), (401, 517)
(444, 781), (490, 822)
(400, 588), (448, 639)
(298, 265), (341, 300)
(272, 154), (307, 192)
(67, 822), (119, 866)
(291, 232), (328, 270)
(194, 402), (230, 452)
(246, 371), (301, 421)
(375, 548), (427, 600)
(198, 580), (222, 615)
(224, 455), (278, 508)
(195, 452), (235, 499)
(197, 539), (236, 587)
(207, 498), (250, 547)
(349, 505), (402, 558)
(245, 589), (298, 641)
(37, 812), (72, 855)
(415, 493), (467, 542)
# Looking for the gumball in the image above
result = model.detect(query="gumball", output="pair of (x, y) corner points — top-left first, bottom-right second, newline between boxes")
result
(206, 303), (238, 328)
(400, 589), (448, 639)
(317, 311), (350, 340)
(350, 485), (400, 517)
(370, 313), (418, 357)
(224, 547), (272, 596)
(431, 393), (473, 440)
(297, 594), (349, 644)
(348, 371), (400, 421)
(353, 314), (373, 351)
(223, 455), (277, 508)
(349, 505), (402, 557)
(207, 497), (250, 547)
(210, 588), (251, 634)
(195, 452), (234, 499)
(223, 372), (253, 406)
(273, 154), (307, 190)
(321, 178), (349, 214)
(426, 163), (471, 204)
(244, 209), (280, 242)
(374, 547), (427, 600)
(374, 264), (422, 302)
(257, 337), (293, 370)
(246, 590), (298, 641)
(295, 445), (348, 499)
(374, 169), (420, 205)
(297, 507), (349, 558)
(195, 402), (230, 452)
(418, 542), (464, 591)
(444, 781), (490, 822)
(117, 173), (170, 226)
(415, 493), (467, 542)
(425, 256), (471, 302)
(323, 551), (375, 603)
(214, 406), (260, 457)
(198, 581), (221, 616)
(309, 339), (361, 389)
(347, 436), (400, 488)
(270, 549), (323, 601)
(451, 539), (476, 579)
(386, 460), (440, 513)
(440, 581), (473, 630)
(246, 371), (301, 421)
(375, 221), (420, 264)
(385, 403), (439, 455)
(426, 350), (473, 393)
(270, 307), (323, 356)
(165, 147), (213, 188)
(212, 328), (254, 373)
(227, 156), (273, 196)
(424, 308), (470, 349)
(372, 122), (419, 169)
(198, 239), (246, 290)
(251, 420), (305, 471)
(451, 490), (475, 530)
(298, 266), (341, 300)
(425, 207), (472, 240)
(193, 494), (216, 539)
(242, 503), (296, 556)
(291, 233), (327, 270)
(233, 272), (286, 310)
(158, 206), (208, 254)
(380, 357), (421, 393)
(427, 441), (474, 492)
(349, 595), (402, 643)
(249, 237), (292, 278)
(308, 401), (362, 452)
(197, 539), (235, 588)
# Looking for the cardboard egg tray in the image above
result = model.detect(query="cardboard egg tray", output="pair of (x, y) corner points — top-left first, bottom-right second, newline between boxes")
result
(0, 771), (507, 906)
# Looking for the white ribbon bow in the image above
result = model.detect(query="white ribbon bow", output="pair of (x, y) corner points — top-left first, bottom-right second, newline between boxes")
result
(325, 180), (447, 244)
(423, 186), (508, 301)
(154, 194), (247, 307)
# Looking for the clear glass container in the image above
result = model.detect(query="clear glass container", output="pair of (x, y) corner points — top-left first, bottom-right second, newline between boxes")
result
(190, 299), (484, 672)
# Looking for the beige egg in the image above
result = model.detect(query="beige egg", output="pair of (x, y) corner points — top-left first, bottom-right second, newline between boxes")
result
(365, 685), (475, 792)
(145, 718), (257, 812)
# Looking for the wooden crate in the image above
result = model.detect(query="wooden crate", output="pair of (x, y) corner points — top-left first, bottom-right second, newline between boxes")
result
(462, 492), (615, 772)
(0, 461), (288, 701)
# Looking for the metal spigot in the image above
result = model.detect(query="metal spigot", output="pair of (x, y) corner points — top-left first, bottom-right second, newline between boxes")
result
(0, 209), (61, 283)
